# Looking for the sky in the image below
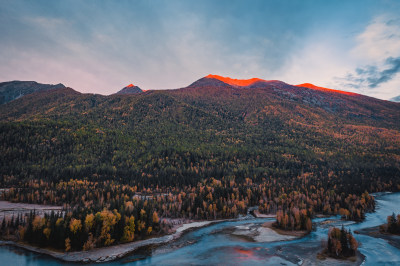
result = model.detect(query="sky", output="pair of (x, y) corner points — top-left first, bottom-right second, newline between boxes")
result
(0, 0), (399, 99)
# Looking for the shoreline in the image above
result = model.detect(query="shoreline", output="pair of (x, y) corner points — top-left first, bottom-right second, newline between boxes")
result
(316, 249), (365, 265)
(0, 220), (222, 263)
(0, 213), (321, 263)
(0, 195), (389, 264)
(262, 221), (309, 238)
(0, 212), (380, 265)
(251, 210), (276, 218)
(355, 225), (400, 249)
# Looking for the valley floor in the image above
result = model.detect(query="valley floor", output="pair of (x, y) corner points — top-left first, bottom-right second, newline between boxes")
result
(2, 196), (398, 265)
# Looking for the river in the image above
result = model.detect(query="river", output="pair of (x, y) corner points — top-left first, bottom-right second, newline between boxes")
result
(1, 192), (399, 265)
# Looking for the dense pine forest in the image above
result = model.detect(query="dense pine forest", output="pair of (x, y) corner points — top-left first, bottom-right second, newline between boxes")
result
(0, 77), (399, 250)
(325, 226), (358, 258)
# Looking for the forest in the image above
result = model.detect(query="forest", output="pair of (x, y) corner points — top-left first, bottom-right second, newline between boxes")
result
(1, 79), (399, 250)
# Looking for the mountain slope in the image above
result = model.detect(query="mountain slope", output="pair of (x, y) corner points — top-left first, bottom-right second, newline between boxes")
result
(0, 80), (65, 104)
(0, 75), (399, 191)
(1, 75), (399, 252)
(295, 83), (357, 96)
(175, 75), (400, 130)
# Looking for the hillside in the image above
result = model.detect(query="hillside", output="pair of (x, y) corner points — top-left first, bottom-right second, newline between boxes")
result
(1, 75), (399, 189)
(1, 74), (399, 250)
(0, 81), (65, 105)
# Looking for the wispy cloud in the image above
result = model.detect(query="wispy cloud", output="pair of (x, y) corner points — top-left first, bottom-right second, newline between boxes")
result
(337, 57), (400, 90)
(333, 15), (400, 98)
(351, 16), (400, 62)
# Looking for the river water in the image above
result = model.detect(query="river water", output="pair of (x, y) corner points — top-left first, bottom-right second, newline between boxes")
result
(1, 192), (399, 265)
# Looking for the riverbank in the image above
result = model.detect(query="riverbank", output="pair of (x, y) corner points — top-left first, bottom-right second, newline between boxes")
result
(263, 221), (309, 237)
(251, 210), (276, 218)
(315, 250), (365, 265)
(355, 225), (400, 249)
(3, 192), (400, 265)
(0, 220), (219, 263)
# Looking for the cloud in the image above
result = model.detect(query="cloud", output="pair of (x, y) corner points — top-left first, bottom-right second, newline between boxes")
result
(333, 15), (400, 98)
(366, 57), (400, 88)
(351, 16), (400, 63)
(337, 57), (400, 90)
(0, 0), (321, 93)
(1, 0), (399, 99)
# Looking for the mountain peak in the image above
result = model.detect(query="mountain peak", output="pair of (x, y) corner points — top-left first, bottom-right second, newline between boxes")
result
(116, 84), (143, 95)
(296, 83), (357, 96)
(205, 74), (265, 87)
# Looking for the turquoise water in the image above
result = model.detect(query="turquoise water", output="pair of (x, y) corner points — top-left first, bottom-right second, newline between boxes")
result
(1, 192), (400, 265)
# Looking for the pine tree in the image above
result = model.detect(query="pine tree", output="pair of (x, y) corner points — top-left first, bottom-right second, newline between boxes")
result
(340, 225), (349, 255)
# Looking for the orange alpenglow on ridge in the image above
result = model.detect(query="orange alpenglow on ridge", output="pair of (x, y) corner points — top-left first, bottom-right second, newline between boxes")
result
(296, 83), (357, 96)
(206, 74), (265, 87)
(126, 84), (135, 87)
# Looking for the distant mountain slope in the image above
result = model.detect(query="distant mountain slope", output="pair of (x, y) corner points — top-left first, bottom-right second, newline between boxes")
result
(390, 95), (400, 102)
(0, 87), (80, 121)
(176, 75), (400, 130)
(0, 81), (65, 104)
(116, 84), (143, 94)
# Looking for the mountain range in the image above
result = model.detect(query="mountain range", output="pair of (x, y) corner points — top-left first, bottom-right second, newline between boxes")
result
(0, 74), (399, 190)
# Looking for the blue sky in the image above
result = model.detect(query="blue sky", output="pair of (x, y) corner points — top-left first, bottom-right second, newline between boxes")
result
(0, 0), (399, 99)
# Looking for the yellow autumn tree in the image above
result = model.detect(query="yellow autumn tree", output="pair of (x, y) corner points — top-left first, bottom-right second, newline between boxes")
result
(56, 218), (64, 227)
(84, 213), (95, 232)
(32, 216), (45, 231)
(65, 237), (71, 252)
(96, 209), (121, 246)
(137, 220), (146, 232)
(152, 211), (160, 224)
(43, 227), (51, 240)
(125, 201), (134, 212)
(121, 216), (135, 242)
(69, 218), (82, 234)
(140, 209), (146, 219)
(83, 233), (96, 251)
